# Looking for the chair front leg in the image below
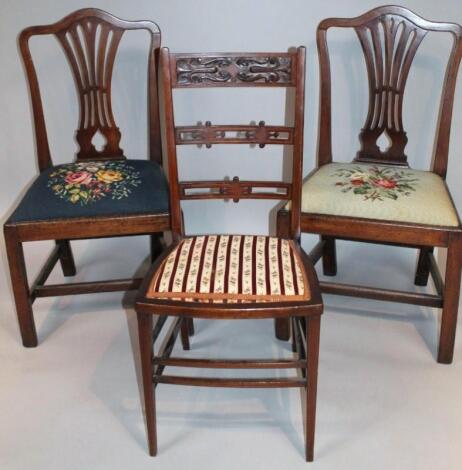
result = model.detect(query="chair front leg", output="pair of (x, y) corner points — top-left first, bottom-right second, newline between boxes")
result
(321, 236), (337, 276)
(137, 312), (157, 455)
(56, 240), (76, 276)
(305, 314), (321, 462)
(438, 234), (462, 364)
(414, 247), (433, 286)
(4, 226), (37, 347)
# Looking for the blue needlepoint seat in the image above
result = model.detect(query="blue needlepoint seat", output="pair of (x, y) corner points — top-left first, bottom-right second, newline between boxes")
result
(9, 159), (169, 223)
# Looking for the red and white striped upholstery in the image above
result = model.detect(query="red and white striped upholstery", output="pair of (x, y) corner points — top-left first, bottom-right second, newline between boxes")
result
(146, 235), (311, 303)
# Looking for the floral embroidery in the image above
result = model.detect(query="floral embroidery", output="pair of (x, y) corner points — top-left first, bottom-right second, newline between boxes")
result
(333, 165), (418, 201)
(48, 161), (141, 205)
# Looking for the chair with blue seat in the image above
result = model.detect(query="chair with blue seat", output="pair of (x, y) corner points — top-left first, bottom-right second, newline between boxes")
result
(4, 8), (170, 347)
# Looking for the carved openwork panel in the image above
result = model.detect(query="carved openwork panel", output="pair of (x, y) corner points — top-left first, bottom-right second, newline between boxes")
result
(55, 19), (125, 160)
(176, 121), (294, 148)
(180, 177), (291, 203)
(172, 54), (294, 87)
(354, 15), (427, 164)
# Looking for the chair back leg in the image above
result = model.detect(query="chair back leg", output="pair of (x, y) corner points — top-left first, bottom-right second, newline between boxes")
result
(321, 236), (337, 276)
(275, 210), (292, 341)
(56, 240), (76, 276)
(180, 318), (191, 350)
(414, 247), (434, 286)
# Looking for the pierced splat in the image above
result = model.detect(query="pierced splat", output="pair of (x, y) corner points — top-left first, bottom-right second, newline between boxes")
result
(55, 19), (125, 161)
(354, 15), (427, 165)
(18, 9), (161, 171)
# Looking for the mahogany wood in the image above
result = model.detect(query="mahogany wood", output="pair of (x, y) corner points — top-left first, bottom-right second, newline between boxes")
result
(5, 9), (168, 347)
(414, 247), (434, 286)
(137, 313), (157, 456)
(170, 52), (296, 88)
(305, 315), (320, 462)
(56, 240), (77, 276)
(152, 357), (306, 369)
(176, 123), (294, 147)
(276, 5), (462, 364)
(32, 278), (143, 298)
(135, 47), (323, 461)
(154, 376), (306, 388)
(319, 281), (443, 308)
(428, 252), (444, 296)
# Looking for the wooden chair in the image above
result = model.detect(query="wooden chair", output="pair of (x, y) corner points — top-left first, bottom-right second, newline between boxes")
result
(135, 47), (323, 461)
(4, 9), (169, 347)
(275, 5), (462, 364)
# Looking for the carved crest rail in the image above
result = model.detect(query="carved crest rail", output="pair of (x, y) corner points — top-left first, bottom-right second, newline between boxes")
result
(171, 53), (295, 87)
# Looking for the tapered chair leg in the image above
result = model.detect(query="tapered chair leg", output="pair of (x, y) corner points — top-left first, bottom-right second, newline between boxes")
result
(414, 247), (433, 286)
(137, 312), (157, 456)
(56, 240), (76, 276)
(438, 235), (462, 364)
(321, 236), (337, 276)
(4, 226), (37, 347)
(305, 315), (320, 462)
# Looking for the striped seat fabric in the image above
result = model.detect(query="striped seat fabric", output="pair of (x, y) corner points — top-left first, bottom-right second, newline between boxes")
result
(146, 235), (311, 303)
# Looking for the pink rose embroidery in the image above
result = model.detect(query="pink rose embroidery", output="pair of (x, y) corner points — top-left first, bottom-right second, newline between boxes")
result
(65, 171), (92, 186)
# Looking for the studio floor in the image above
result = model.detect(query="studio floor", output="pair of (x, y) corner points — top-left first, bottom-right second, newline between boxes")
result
(1, 239), (461, 470)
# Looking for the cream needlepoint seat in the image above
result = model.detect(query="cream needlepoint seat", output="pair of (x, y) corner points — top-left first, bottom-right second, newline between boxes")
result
(301, 163), (459, 227)
(147, 235), (310, 303)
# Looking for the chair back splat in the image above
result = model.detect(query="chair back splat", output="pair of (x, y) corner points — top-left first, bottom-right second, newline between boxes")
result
(19, 8), (162, 169)
(317, 5), (462, 175)
(161, 48), (306, 241)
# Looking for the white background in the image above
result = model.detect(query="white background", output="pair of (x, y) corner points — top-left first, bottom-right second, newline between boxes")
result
(1, 1), (462, 469)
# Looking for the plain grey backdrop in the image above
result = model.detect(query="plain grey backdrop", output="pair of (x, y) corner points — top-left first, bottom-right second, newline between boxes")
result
(1, 1), (462, 469)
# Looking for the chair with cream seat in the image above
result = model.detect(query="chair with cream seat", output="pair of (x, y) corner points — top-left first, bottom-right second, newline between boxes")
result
(275, 5), (462, 364)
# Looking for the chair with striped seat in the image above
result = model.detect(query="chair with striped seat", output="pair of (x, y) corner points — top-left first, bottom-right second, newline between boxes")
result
(135, 47), (323, 461)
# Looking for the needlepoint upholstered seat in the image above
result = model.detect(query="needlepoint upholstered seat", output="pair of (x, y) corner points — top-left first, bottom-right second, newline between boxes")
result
(9, 159), (169, 223)
(300, 162), (459, 226)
